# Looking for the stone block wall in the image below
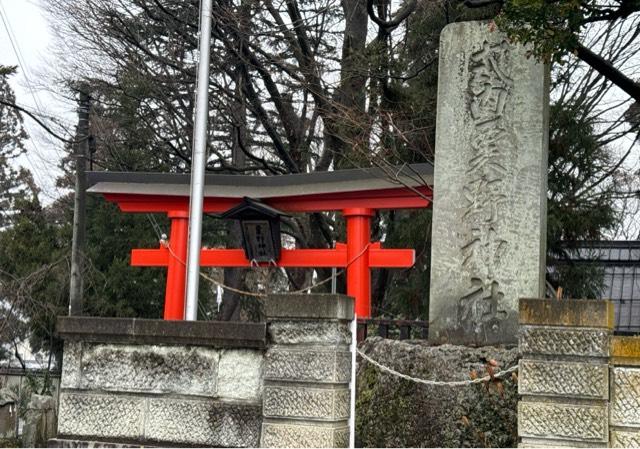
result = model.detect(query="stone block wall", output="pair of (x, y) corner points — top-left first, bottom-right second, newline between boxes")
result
(518, 298), (613, 447)
(53, 317), (266, 447)
(52, 294), (354, 448)
(517, 298), (640, 448)
(609, 336), (640, 447)
(261, 294), (354, 448)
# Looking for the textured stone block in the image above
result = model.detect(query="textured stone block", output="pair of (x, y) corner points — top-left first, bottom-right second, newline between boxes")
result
(265, 294), (354, 320)
(145, 398), (261, 447)
(58, 393), (144, 440)
(263, 385), (349, 420)
(264, 347), (350, 383)
(611, 336), (640, 366)
(519, 299), (613, 329)
(261, 422), (349, 448)
(268, 320), (351, 345)
(518, 401), (608, 443)
(61, 341), (82, 389)
(429, 20), (549, 345)
(519, 326), (609, 357)
(78, 343), (219, 395)
(519, 438), (607, 448)
(518, 359), (608, 399)
(610, 430), (640, 448)
(57, 316), (266, 348)
(217, 349), (263, 401)
(610, 367), (640, 427)
(48, 438), (157, 447)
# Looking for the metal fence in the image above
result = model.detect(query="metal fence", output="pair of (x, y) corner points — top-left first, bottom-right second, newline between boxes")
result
(356, 319), (429, 341)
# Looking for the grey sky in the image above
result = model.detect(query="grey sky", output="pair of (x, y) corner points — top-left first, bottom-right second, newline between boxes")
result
(1, 0), (74, 202)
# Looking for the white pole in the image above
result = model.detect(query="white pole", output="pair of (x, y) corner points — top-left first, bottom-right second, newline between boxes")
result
(349, 313), (357, 448)
(185, 0), (213, 321)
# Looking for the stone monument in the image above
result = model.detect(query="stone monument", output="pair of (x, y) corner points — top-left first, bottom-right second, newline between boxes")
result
(429, 21), (549, 345)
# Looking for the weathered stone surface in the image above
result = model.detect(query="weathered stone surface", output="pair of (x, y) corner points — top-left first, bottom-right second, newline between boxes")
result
(261, 422), (348, 448)
(145, 398), (261, 447)
(519, 438), (606, 448)
(48, 438), (155, 447)
(265, 294), (354, 321)
(265, 347), (350, 383)
(610, 367), (640, 427)
(22, 394), (57, 448)
(58, 393), (144, 440)
(268, 321), (351, 345)
(263, 385), (349, 420)
(519, 326), (609, 357)
(611, 335), (640, 366)
(518, 359), (608, 399)
(518, 401), (608, 443)
(610, 430), (640, 448)
(61, 341), (82, 389)
(78, 343), (219, 395)
(217, 349), (263, 401)
(356, 338), (519, 448)
(57, 316), (266, 348)
(519, 299), (614, 329)
(429, 20), (549, 345)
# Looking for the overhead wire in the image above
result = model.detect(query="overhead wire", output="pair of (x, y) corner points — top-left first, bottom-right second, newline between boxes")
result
(0, 1), (65, 199)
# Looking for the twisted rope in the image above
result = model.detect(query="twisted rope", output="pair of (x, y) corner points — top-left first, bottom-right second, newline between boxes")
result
(356, 348), (518, 387)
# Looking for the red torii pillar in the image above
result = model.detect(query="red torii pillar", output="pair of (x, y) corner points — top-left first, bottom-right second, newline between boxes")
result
(344, 208), (374, 317)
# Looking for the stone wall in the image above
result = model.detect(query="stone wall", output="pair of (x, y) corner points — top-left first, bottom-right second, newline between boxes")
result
(261, 294), (353, 448)
(53, 318), (265, 447)
(518, 298), (612, 447)
(609, 336), (640, 447)
(356, 338), (519, 448)
(51, 293), (354, 448)
(517, 298), (640, 448)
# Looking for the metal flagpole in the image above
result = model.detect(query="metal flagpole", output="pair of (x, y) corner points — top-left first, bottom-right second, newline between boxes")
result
(185, 0), (213, 321)
(349, 313), (357, 448)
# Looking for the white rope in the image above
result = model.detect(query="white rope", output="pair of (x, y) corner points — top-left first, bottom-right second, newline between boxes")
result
(356, 348), (518, 387)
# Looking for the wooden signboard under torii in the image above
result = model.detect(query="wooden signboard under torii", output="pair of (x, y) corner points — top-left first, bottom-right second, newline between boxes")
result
(87, 163), (433, 319)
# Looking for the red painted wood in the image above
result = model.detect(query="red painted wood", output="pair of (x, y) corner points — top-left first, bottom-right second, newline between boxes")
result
(132, 245), (414, 269)
(344, 208), (374, 318)
(164, 213), (188, 320)
(104, 186), (432, 214)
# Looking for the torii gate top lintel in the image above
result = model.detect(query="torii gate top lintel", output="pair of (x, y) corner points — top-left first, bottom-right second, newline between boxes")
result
(87, 163), (434, 319)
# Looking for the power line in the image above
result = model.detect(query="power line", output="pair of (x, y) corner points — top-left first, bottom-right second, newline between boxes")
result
(0, 0), (65, 200)
(0, 1), (45, 113)
(0, 0), (68, 158)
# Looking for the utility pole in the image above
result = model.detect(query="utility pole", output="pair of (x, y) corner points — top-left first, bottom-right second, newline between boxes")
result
(69, 87), (90, 316)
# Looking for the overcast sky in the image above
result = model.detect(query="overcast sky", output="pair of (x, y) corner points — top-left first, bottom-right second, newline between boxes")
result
(0, 0), (74, 202)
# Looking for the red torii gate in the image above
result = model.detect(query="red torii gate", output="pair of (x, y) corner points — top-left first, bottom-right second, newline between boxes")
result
(87, 164), (433, 319)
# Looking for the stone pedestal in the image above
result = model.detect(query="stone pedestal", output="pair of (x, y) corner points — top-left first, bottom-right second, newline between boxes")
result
(429, 21), (550, 345)
(261, 294), (354, 448)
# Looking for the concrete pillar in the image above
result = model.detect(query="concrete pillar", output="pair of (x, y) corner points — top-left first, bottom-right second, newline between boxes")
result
(261, 294), (354, 448)
(517, 298), (613, 447)
(429, 21), (550, 345)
